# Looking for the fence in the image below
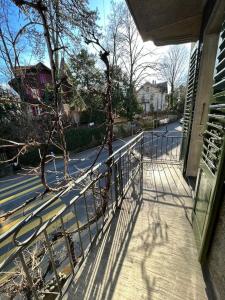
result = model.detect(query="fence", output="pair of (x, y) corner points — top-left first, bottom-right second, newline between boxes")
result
(143, 130), (184, 162)
(0, 133), (143, 299)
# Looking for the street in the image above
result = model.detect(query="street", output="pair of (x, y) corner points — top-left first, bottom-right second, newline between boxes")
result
(0, 121), (182, 262)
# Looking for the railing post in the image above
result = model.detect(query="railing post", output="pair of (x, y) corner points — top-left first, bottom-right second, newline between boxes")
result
(43, 229), (62, 297)
(114, 161), (119, 208)
(140, 133), (144, 197)
(118, 157), (124, 201)
(60, 216), (76, 273)
(18, 251), (39, 300)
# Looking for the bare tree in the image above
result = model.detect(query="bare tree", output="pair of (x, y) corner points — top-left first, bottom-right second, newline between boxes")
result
(116, 3), (156, 88)
(107, 2), (156, 120)
(106, 0), (124, 69)
(158, 45), (189, 109)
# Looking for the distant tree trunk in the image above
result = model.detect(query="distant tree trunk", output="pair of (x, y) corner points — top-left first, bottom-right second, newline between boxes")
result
(170, 83), (174, 109)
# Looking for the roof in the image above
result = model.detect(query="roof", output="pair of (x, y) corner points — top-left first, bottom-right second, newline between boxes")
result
(138, 81), (168, 93)
(125, 0), (208, 45)
(14, 62), (51, 75)
(156, 81), (168, 93)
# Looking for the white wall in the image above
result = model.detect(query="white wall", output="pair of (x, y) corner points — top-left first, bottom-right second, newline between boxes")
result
(137, 83), (166, 114)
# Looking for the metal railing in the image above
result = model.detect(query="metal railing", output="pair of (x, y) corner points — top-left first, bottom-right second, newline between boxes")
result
(0, 133), (144, 299)
(143, 130), (183, 162)
(0, 129), (183, 299)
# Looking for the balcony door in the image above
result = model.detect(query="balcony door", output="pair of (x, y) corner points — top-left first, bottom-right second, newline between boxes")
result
(193, 22), (225, 263)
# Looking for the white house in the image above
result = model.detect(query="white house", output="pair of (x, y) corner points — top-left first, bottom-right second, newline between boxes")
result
(137, 81), (168, 114)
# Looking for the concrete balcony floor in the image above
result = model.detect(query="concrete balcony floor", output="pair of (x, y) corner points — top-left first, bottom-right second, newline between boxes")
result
(65, 161), (208, 300)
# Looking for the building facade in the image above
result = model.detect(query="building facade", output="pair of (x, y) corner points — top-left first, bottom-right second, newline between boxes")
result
(9, 62), (52, 117)
(137, 81), (167, 114)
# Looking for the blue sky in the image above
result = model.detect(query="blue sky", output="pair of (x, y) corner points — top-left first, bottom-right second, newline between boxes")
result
(89, 0), (111, 27)
(0, 0), (112, 84)
(0, 0), (190, 87)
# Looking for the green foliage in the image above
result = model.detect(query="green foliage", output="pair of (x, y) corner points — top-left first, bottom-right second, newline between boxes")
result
(69, 49), (105, 124)
(111, 68), (142, 121)
(140, 118), (154, 130)
(0, 102), (18, 124)
(0, 99), (26, 141)
(20, 126), (106, 166)
(70, 49), (103, 87)
(116, 124), (131, 138)
(19, 147), (40, 167)
(123, 87), (142, 121)
(171, 84), (187, 115)
(80, 109), (105, 124)
(65, 126), (106, 152)
(43, 84), (54, 104)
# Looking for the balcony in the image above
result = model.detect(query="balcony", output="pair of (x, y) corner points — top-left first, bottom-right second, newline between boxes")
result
(0, 128), (208, 300)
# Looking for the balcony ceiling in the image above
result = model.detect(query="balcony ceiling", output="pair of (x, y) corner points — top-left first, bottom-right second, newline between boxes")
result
(126, 0), (207, 45)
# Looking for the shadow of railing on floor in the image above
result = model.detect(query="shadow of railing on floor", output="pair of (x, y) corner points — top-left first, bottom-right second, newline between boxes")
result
(65, 168), (144, 300)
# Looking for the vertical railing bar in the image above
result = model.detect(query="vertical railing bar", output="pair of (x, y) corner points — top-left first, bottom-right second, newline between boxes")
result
(60, 216), (75, 274)
(123, 155), (128, 189)
(83, 192), (92, 244)
(156, 133), (158, 160)
(98, 178), (104, 222)
(161, 134), (163, 159)
(103, 175), (110, 219)
(122, 154), (125, 188)
(110, 173), (113, 208)
(99, 180), (105, 231)
(73, 203), (84, 259)
(114, 162), (119, 208)
(43, 229), (62, 296)
(176, 137), (179, 161)
(140, 135), (143, 194)
(163, 136), (166, 160)
(151, 132), (153, 160)
(127, 149), (130, 186)
(143, 131), (145, 157)
(172, 137), (174, 160)
(165, 136), (168, 160)
(142, 134), (144, 193)
(118, 157), (123, 202)
(18, 252), (39, 300)
(125, 149), (131, 185)
(91, 185), (99, 233)
(168, 136), (170, 161)
(121, 152), (124, 194)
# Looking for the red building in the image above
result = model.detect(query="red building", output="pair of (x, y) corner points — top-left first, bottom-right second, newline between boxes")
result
(9, 62), (52, 116)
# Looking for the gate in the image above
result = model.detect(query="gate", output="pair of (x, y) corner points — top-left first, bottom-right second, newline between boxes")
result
(143, 130), (183, 162)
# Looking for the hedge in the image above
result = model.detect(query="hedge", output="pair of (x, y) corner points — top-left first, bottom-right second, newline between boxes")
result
(65, 126), (106, 152)
(20, 126), (106, 166)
